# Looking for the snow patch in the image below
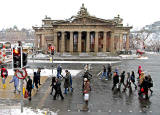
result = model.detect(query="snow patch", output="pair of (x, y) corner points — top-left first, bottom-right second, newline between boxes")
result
(7, 69), (81, 77)
(28, 60), (121, 64)
(0, 107), (57, 115)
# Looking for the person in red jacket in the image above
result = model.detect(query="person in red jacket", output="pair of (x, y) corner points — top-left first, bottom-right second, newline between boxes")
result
(1, 66), (8, 88)
(138, 66), (142, 78)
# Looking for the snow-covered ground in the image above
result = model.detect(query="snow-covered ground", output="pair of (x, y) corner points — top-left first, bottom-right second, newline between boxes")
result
(28, 60), (121, 64)
(0, 107), (57, 115)
(145, 51), (160, 55)
(7, 69), (81, 77)
(119, 54), (149, 60)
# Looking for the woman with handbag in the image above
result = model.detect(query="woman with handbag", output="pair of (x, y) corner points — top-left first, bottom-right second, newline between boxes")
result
(83, 78), (91, 111)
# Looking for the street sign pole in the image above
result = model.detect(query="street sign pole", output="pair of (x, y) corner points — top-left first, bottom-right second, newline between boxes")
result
(52, 54), (53, 76)
(20, 46), (23, 113)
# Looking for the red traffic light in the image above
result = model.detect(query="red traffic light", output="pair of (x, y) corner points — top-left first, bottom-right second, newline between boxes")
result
(50, 46), (54, 51)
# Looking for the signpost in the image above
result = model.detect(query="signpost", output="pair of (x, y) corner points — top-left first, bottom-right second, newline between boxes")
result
(12, 41), (28, 113)
(50, 46), (55, 76)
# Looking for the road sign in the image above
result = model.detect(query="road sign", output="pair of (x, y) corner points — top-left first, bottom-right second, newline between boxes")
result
(15, 68), (27, 79)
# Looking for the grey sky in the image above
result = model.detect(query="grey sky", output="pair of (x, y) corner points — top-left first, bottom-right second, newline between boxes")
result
(0, 0), (160, 30)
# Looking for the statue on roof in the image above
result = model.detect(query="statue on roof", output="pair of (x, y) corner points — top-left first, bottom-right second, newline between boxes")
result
(45, 15), (51, 19)
(114, 14), (123, 24)
(77, 3), (90, 17)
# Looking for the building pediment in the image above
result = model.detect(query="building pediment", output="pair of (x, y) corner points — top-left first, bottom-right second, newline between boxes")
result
(70, 16), (114, 25)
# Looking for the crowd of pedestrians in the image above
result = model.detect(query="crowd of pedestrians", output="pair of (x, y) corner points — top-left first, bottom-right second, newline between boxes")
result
(109, 65), (153, 100)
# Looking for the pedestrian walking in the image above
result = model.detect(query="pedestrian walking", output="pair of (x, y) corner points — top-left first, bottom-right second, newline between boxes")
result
(84, 64), (90, 72)
(37, 68), (41, 85)
(26, 76), (33, 101)
(115, 67), (119, 75)
(53, 78), (64, 100)
(118, 71), (126, 91)
(130, 71), (137, 90)
(99, 65), (108, 80)
(57, 65), (62, 78)
(82, 70), (92, 81)
(33, 72), (39, 90)
(148, 75), (153, 95)
(138, 66), (142, 77)
(112, 72), (119, 91)
(139, 76), (150, 99)
(107, 64), (112, 79)
(63, 70), (71, 94)
(1, 66), (8, 89)
(83, 78), (91, 111)
(123, 72), (132, 92)
(139, 72), (145, 85)
(9, 71), (19, 94)
(50, 77), (56, 95)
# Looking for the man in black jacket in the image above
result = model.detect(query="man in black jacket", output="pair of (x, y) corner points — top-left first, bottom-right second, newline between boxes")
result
(27, 76), (33, 101)
(53, 79), (64, 100)
(37, 68), (41, 85)
(112, 72), (119, 91)
(118, 71), (125, 91)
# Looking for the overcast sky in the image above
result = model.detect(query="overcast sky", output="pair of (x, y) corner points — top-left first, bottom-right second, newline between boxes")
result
(0, 0), (160, 30)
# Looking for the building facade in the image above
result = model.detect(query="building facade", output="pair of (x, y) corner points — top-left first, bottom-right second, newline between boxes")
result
(33, 4), (132, 54)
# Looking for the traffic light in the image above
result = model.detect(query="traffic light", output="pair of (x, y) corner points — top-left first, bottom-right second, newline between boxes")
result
(13, 47), (28, 69)
(13, 48), (21, 68)
(22, 53), (27, 67)
(50, 46), (54, 55)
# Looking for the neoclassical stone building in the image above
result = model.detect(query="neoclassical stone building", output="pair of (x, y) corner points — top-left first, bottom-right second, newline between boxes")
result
(33, 4), (132, 54)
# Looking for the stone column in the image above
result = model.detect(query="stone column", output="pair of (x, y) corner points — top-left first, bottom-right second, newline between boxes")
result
(126, 34), (129, 51)
(53, 31), (58, 52)
(119, 34), (123, 51)
(78, 31), (81, 53)
(34, 34), (39, 50)
(70, 31), (73, 53)
(103, 32), (107, 52)
(86, 31), (90, 53)
(41, 34), (45, 50)
(94, 31), (98, 53)
(110, 32), (115, 53)
(61, 31), (65, 53)
(117, 34), (120, 51)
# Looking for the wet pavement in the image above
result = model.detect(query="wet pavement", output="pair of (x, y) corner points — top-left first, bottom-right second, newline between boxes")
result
(1, 54), (160, 115)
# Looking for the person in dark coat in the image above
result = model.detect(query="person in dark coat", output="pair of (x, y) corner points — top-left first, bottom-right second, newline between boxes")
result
(83, 70), (92, 81)
(107, 64), (112, 78)
(57, 65), (62, 78)
(148, 75), (153, 95)
(53, 79), (64, 100)
(33, 72), (39, 90)
(140, 76), (150, 99)
(123, 72), (132, 92)
(50, 77), (56, 95)
(26, 76), (33, 101)
(64, 70), (71, 94)
(130, 71), (137, 90)
(37, 68), (41, 85)
(118, 71), (125, 91)
(112, 72), (119, 90)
